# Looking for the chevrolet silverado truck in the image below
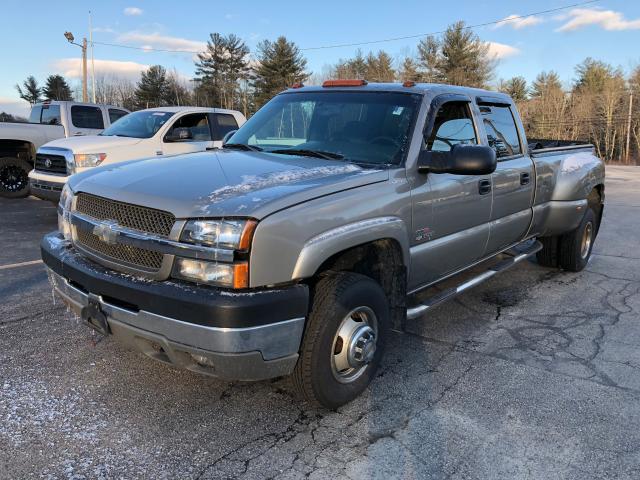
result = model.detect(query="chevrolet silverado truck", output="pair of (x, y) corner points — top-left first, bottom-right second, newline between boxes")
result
(0, 101), (128, 197)
(42, 80), (605, 408)
(30, 107), (246, 202)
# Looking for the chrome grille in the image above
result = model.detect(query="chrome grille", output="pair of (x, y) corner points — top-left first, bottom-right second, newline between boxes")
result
(35, 153), (67, 174)
(75, 193), (175, 236)
(73, 193), (175, 273)
(76, 229), (164, 270)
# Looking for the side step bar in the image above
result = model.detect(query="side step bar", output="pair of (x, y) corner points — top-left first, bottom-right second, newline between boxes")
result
(406, 240), (542, 320)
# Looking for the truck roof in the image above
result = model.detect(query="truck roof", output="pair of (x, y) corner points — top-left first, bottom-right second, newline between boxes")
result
(143, 106), (242, 114)
(35, 100), (125, 109)
(284, 82), (514, 104)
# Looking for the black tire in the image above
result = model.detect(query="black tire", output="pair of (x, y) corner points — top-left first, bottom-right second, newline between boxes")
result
(0, 157), (31, 198)
(536, 236), (560, 268)
(291, 272), (390, 409)
(559, 207), (597, 272)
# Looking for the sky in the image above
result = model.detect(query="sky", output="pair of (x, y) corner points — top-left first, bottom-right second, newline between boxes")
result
(1, 0), (639, 117)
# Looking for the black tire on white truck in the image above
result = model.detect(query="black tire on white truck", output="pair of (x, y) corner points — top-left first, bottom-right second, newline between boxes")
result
(0, 156), (31, 198)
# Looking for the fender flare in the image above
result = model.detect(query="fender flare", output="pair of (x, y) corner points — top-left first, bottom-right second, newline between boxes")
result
(291, 216), (410, 280)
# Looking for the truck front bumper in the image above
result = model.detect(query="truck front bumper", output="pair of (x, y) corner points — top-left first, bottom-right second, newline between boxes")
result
(28, 170), (67, 202)
(41, 232), (309, 381)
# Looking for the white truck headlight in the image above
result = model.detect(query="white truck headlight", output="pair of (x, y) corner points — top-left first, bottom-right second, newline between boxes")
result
(173, 259), (249, 288)
(181, 219), (256, 250)
(57, 184), (74, 240)
(74, 153), (107, 168)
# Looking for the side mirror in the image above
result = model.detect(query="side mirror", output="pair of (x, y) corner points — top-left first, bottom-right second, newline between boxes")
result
(222, 129), (237, 145)
(418, 144), (496, 175)
(165, 127), (193, 142)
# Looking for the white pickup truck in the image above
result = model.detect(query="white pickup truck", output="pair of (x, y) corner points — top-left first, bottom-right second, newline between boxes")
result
(0, 101), (129, 197)
(29, 106), (246, 202)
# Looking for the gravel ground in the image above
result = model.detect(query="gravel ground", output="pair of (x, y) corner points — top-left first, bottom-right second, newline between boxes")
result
(1, 166), (639, 479)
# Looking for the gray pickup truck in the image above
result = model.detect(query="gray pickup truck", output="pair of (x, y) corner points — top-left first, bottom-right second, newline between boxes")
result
(42, 80), (605, 408)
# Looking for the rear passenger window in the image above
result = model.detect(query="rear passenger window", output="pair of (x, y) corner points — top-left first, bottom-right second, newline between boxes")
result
(213, 113), (239, 141)
(426, 102), (477, 152)
(108, 109), (128, 124)
(480, 105), (521, 158)
(41, 105), (61, 125)
(71, 106), (104, 129)
(29, 106), (43, 123)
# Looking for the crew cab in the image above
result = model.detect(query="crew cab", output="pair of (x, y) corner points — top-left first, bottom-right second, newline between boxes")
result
(29, 107), (246, 202)
(42, 81), (605, 408)
(0, 101), (128, 197)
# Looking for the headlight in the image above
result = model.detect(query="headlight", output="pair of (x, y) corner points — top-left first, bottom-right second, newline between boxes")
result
(181, 219), (256, 250)
(74, 153), (107, 168)
(173, 259), (249, 288)
(57, 184), (73, 240)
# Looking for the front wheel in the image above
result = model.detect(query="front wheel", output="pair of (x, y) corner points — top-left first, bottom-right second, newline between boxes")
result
(0, 157), (31, 198)
(291, 272), (390, 409)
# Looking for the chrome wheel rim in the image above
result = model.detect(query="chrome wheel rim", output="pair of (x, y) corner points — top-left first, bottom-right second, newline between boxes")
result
(331, 306), (378, 384)
(581, 221), (593, 259)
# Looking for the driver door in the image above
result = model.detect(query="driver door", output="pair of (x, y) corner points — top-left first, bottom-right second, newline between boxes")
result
(161, 113), (216, 156)
(409, 96), (493, 290)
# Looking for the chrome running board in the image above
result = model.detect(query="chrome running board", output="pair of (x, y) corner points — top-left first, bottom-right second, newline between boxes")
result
(406, 240), (542, 320)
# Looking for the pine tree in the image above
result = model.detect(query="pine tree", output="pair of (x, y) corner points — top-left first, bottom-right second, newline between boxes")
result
(253, 37), (308, 108)
(15, 76), (42, 105)
(365, 51), (395, 82)
(417, 21), (495, 87)
(399, 57), (420, 82)
(43, 75), (73, 101)
(195, 33), (249, 109)
(134, 65), (170, 108)
(498, 76), (528, 102)
(530, 71), (563, 98)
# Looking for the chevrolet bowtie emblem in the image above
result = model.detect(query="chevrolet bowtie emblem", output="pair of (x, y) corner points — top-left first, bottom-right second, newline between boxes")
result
(93, 220), (120, 245)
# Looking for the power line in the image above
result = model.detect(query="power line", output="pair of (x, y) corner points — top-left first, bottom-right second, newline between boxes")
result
(91, 0), (602, 55)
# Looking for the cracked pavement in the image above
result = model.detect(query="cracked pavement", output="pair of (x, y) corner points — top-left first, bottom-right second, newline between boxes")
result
(1, 166), (640, 479)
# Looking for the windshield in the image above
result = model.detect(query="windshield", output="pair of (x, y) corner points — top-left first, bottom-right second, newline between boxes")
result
(100, 111), (174, 139)
(229, 91), (421, 165)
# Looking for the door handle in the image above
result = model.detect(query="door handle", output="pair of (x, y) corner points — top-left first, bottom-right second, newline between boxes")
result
(520, 172), (530, 185)
(478, 179), (492, 195)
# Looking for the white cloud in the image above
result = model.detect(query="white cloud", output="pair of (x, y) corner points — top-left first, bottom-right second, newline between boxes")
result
(493, 14), (543, 30)
(0, 96), (31, 117)
(52, 58), (149, 80)
(486, 42), (520, 59)
(557, 8), (640, 32)
(124, 7), (143, 16)
(117, 32), (206, 53)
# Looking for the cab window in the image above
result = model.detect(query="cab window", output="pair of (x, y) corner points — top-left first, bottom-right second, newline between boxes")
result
(165, 113), (211, 141)
(41, 105), (61, 125)
(28, 106), (43, 123)
(108, 109), (129, 124)
(426, 101), (477, 152)
(212, 113), (239, 141)
(480, 105), (522, 158)
(71, 106), (104, 129)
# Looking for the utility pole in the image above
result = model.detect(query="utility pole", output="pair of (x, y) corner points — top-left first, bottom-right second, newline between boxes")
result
(89, 11), (96, 103)
(626, 92), (633, 164)
(64, 31), (88, 102)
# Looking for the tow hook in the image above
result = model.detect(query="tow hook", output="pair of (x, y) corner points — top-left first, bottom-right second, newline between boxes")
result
(81, 294), (110, 336)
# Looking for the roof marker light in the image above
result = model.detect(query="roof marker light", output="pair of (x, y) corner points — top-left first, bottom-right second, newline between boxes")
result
(291, 82), (304, 89)
(322, 79), (368, 87)
(402, 81), (416, 87)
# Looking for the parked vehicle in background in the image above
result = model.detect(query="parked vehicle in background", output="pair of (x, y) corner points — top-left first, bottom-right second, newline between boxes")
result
(29, 107), (246, 202)
(0, 101), (129, 198)
(42, 81), (604, 408)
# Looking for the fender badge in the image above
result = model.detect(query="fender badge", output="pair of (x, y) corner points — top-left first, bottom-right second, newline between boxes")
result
(93, 220), (120, 245)
(415, 227), (433, 242)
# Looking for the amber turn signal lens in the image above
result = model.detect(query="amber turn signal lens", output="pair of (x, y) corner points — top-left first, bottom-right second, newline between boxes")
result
(233, 262), (249, 289)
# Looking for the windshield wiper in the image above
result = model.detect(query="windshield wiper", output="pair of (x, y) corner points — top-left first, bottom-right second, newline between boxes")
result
(269, 149), (344, 160)
(223, 143), (263, 152)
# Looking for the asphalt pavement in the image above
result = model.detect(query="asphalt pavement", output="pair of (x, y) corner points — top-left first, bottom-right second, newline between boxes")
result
(1, 166), (639, 479)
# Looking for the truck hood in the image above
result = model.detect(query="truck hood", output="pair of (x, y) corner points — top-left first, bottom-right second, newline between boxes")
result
(68, 149), (388, 219)
(43, 135), (143, 152)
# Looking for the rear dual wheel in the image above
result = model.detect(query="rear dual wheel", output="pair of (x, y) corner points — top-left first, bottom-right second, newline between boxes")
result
(291, 272), (390, 409)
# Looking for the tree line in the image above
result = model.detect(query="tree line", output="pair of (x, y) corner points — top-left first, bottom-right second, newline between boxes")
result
(7, 21), (639, 163)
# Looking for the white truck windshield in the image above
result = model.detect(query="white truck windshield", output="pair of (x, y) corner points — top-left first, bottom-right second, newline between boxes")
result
(101, 111), (174, 139)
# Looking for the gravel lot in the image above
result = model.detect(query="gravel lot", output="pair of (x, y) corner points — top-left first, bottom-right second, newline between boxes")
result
(1, 165), (639, 479)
